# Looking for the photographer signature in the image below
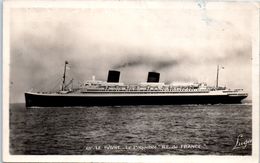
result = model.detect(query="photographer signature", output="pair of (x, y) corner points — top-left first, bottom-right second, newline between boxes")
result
(232, 134), (252, 150)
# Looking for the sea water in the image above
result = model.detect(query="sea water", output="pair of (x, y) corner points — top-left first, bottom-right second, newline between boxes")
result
(9, 103), (252, 155)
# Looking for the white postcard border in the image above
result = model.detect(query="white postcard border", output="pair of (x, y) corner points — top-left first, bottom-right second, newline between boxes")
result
(2, 1), (259, 163)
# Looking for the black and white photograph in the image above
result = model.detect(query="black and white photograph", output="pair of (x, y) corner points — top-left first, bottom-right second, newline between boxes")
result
(3, 1), (259, 162)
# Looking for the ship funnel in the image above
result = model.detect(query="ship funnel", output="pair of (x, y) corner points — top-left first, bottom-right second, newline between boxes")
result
(147, 72), (160, 83)
(107, 70), (120, 83)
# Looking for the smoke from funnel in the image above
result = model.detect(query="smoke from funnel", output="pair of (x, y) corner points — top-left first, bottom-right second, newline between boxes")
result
(112, 54), (181, 71)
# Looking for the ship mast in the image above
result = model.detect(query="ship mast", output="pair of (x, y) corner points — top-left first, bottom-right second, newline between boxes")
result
(61, 61), (68, 91)
(216, 65), (224, 89)
(216, 65), (219, 89)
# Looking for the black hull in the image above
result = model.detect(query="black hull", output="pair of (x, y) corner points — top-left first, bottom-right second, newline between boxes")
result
(25, 93), (247, 107)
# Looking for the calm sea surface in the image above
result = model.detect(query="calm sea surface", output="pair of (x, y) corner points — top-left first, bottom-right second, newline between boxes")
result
(10, 103), (252, 155)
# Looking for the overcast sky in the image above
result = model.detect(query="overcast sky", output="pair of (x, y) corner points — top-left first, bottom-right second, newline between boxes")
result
(9, 2), (253, 102)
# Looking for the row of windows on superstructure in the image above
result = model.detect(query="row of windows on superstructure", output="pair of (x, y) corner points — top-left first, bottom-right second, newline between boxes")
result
(80, 91), (209, 94)
(82, 88), (208, 92)
(81, 88), (209, 92)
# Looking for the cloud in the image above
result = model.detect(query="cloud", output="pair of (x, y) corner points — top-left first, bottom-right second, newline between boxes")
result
(9, 4), (253, 102)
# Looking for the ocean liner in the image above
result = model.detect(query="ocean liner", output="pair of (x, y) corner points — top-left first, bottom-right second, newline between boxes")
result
(25, 61), (248, 107)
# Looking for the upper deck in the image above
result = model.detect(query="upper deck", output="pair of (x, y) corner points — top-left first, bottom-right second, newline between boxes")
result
(68, 80), (247, 97)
